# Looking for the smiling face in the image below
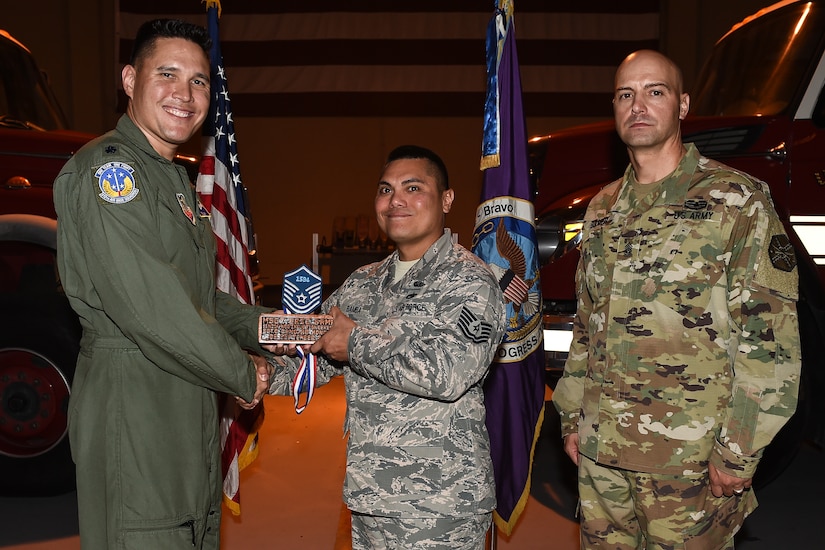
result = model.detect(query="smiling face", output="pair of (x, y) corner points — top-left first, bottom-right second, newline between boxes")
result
(613, 50), (689, 152)
(122, 37), (210, 160)
(375, 157), (454, 261)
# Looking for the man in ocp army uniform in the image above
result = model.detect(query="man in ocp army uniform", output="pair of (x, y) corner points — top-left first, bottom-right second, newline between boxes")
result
(54, 19), (273, 549)
(266, 145), (507, 549)
(552, 50), (801, 549)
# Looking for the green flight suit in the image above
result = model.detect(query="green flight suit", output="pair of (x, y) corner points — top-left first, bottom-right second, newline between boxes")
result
(54, 115), (271, 549)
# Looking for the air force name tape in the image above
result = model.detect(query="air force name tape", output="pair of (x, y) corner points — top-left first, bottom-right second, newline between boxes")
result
(96, 161), (139, 204)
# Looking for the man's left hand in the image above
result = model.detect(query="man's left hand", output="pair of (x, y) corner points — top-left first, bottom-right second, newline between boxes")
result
(709, 463), (752, 498)
(310, 306), (355, 362)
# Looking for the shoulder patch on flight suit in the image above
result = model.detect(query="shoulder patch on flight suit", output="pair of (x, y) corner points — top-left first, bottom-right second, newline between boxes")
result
(176, 193), (197, 225)
(458, 305), (493, 344)
(96, 161), (139, 204)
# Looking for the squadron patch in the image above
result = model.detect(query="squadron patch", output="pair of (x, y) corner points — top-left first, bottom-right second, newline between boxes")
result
(96, 161), (139, 204)
(768, 234), (796, 272)
(176, 193), (197, 225)
(458, 306), (493, 344)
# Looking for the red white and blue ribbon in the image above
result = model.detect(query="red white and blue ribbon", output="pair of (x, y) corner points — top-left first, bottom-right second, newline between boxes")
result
(290, 345), (316, 414)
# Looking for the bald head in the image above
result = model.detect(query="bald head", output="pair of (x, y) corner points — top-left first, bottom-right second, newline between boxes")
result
(612, 49), (690, 174)
(615, 50), (684, 95)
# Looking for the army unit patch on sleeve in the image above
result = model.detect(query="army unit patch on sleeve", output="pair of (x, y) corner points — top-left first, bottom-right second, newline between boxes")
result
(96, 161), (139, 204)
(458, 306), (493, 344)
(768, 234), (796, 272)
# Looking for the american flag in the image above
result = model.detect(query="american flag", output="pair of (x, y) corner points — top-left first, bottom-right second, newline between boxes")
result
(195, 1), (262, 516)
(472, 0), (545, 535)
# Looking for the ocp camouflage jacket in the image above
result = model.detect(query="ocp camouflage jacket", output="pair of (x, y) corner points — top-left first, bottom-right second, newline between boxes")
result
(553, 144), (801, 478)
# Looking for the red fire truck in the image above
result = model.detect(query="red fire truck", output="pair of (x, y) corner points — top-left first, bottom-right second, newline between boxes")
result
(534, 0), (825, 483)
(0, 29), (93, 496)
(0, 29), (205, 496)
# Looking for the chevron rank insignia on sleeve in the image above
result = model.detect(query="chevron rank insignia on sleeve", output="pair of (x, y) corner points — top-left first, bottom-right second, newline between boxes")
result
(458, 306), (493, 343)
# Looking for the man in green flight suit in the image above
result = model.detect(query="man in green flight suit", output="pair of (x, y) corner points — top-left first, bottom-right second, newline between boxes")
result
(53, 19), (273, 549)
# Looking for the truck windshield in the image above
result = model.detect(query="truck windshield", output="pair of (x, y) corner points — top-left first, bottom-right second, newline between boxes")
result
(0, 31), (68, 131)
(691, 2), (825, 117)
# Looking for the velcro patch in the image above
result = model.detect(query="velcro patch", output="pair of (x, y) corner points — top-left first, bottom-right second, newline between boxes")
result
(458, 306), (493, 344)
(96, 161), (139, 204)
(768, 234), (796, 272)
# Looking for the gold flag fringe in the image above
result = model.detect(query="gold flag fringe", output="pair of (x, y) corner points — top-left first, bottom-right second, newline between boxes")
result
(492, 403), (546, 536)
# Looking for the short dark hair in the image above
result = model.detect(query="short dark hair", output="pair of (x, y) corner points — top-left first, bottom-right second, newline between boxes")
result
(129, 19), (211, 67)
(385, 145), (450, 190)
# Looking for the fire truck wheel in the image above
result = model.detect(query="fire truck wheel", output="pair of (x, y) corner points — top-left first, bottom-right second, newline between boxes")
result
(0, 293), (80, 496)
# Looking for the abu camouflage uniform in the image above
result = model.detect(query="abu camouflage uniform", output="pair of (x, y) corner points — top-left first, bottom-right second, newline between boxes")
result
(269, 229), (506, 545)
(552, 144), (800, 547)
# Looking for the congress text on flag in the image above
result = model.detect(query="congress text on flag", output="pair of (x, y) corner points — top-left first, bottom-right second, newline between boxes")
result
(116, 0), (660, 117)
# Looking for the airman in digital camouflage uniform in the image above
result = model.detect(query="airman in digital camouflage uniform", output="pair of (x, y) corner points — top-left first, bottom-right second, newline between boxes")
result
(266, 145), (507, 549)
(54, 20), (273, 549)
(552, 50), (801, 549)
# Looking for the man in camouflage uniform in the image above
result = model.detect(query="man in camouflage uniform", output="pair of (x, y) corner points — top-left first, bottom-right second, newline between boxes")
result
(552, 50), (801, 549)
(266, 145), (506, 549)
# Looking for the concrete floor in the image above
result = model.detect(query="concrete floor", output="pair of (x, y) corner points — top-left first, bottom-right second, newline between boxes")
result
(1, 376), (823, 549)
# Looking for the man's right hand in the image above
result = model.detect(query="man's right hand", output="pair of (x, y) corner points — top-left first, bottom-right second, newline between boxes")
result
(563, 433), (581, 466)
(236, 354), (272, 410)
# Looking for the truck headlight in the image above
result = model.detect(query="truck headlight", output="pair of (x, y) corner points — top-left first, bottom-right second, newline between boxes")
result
(536, 206), (586, 266)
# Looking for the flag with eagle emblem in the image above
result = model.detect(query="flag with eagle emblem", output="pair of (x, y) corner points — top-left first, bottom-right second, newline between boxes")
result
(471, 0), (545, 535)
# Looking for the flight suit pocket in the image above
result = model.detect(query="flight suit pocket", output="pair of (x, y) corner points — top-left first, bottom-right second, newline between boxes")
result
(121, 519), (199, 549)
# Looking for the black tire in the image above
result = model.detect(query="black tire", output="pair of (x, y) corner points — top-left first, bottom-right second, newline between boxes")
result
(0, 292), (80, 496)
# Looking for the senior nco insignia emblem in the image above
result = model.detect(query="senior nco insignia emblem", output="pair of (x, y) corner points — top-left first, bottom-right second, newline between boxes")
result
(768, 234), (797, 272)
(282, 264), (323, 315)
(96, 161), (139, 204)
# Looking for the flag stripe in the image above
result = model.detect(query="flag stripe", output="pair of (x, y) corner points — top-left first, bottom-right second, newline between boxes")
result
(117, 1), (660, 117)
